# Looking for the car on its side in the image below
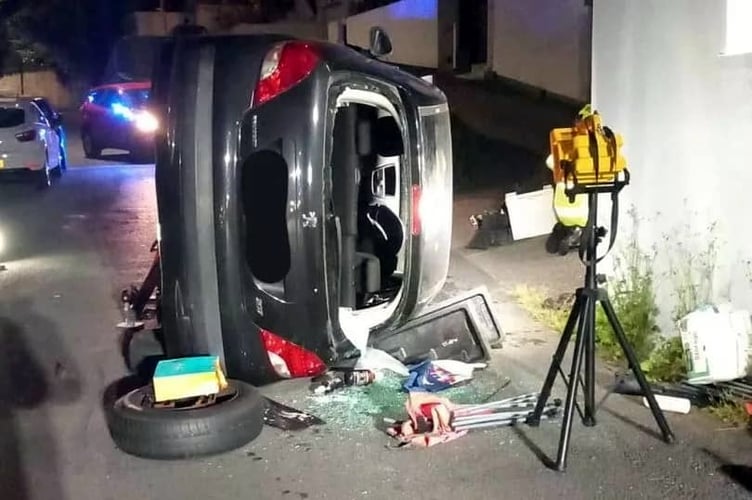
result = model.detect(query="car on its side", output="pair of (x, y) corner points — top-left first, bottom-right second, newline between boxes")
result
(0, 96), (64, 187)
(79, 82), (157, 162)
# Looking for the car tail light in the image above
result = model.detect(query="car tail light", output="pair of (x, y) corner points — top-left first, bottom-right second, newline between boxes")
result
(260, 328), (327, 378)
(411, 184), (422, 236)
(252, 42), (320, 107)
(15, 130), (37, 142)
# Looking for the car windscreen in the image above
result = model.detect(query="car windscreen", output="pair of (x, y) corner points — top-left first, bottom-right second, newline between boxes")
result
(0, 107), (25, 128)
(124, 89), (150, 109)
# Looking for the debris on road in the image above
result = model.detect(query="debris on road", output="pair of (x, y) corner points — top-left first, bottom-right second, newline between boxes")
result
(385, 392), (562, 448)
(264, 398), (325, 431)
(309, 369), (381, 395)
(305, 369), (511, 433)
(642, 395), (691, 414)
(402, 359), (487, 393)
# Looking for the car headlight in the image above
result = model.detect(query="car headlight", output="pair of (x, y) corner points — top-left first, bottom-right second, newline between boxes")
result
(135, 111), (159, 133)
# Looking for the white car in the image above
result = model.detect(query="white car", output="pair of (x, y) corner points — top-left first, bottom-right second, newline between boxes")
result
(0, 97), (64, 187)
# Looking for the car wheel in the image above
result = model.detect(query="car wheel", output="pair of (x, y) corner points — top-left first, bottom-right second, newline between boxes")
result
(82, 131), (101, 159)
(104, 379), (265, 460)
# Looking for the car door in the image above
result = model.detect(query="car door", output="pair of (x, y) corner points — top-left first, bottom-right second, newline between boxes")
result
(99, 89), (123, 149)
(83, 90), (106, 144)
(32, 104), (60, 166)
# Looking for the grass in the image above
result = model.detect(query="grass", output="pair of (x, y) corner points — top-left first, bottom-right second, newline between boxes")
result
(707, 394), (749, 427)
(511, 285), (571, 333)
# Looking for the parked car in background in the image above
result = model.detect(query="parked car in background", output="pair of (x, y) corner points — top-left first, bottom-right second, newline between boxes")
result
(0, 96), (64, 187)
(79, 81), (157, 162)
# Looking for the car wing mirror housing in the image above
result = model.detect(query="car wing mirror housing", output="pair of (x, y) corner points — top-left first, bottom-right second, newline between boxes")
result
(369, 26), (393, 58)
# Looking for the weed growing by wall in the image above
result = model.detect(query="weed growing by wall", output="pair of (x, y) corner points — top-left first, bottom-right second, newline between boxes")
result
(663, 220), (719, 322)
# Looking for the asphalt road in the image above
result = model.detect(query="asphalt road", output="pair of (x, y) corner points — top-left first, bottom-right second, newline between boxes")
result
(0, 120), (751, 500)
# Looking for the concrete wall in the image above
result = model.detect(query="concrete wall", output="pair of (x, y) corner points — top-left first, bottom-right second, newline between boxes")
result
(131, 8), (326, 40)
(490, 0), (591, 101)
(344, 0), (439, 68)
(130, 11), (189, 36)
(0, 71), (73, 109)
(231, 22), (328, 40)
(130, 4), (254, 36)
(592, 0), (752, 332)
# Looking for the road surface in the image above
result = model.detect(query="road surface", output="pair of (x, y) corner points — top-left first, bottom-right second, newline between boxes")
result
(0, 118), (750, 500)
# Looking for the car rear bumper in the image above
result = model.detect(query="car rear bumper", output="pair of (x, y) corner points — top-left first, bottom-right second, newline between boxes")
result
(0, 150), (46, 171)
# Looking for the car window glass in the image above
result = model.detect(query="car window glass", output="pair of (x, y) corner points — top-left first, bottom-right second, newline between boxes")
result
(35, 106), (50, 126)
(123, 89), (150, 109)
(34, 99), (53, 118)
(27, 104), (43, 124)
(94, 90), (113, 108)
(0, 107), (25, 128)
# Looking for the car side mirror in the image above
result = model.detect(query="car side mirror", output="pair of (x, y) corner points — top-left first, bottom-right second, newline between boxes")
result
(369, 27), (393, 58)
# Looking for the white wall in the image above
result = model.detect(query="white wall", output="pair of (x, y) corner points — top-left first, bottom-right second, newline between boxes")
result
(490, 0), (590, 101)
(592, 0), (752, 332)
(345, 0), (438, 68)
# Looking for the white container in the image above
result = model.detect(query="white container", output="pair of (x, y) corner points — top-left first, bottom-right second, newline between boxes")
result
(642, 395), (691, 414)
(504, 185), (557, 241)
(678, 303), (751, 385)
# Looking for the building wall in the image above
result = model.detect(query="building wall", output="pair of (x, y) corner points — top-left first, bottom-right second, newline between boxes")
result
(344, 0), (439, 68)
(130, 11), (190, 35)
(0, 71), (73, 109)
(231, 22), (328, 40)
(490, 0), (591, 101)
(592, 0), (752, 332)
(129, 4), (254, 36)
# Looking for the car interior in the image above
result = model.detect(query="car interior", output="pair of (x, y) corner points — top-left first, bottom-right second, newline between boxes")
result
(330, 97), (406, 316)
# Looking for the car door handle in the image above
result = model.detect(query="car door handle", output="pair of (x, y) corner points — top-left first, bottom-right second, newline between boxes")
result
(301, 211), (318, 228)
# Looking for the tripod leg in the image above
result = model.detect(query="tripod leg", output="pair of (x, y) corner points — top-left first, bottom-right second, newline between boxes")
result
(583, 291), (597, 427)
(600, 297), (675, 444)
(554, 309), (588, 472)
(529, 292), (583, 426)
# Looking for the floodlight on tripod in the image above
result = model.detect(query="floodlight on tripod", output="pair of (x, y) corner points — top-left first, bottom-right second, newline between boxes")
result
(527, 107), (675, 472)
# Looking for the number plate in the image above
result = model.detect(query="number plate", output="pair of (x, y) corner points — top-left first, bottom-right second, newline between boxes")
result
(0, 158), (4, 169)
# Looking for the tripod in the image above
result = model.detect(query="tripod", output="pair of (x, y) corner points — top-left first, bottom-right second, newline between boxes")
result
(527, 185), (675, 471)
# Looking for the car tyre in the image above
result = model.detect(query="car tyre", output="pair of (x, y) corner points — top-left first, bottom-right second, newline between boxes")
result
(82, 131), (101, 159)
(104, 379), (265, 460)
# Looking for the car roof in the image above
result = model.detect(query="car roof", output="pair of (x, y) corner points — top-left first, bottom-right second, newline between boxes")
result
(0, 98), (38, 117)
(90, 81), (151, 92)
(0, 97), (26, 106)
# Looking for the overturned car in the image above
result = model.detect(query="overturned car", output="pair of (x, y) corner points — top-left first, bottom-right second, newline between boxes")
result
(105, 29), (501, 459)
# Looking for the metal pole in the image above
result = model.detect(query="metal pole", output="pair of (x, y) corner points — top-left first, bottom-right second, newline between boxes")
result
(19, 59), (24, 96)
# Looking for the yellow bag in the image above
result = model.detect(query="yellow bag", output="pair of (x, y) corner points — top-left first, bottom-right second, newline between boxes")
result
(550, 108), (627, 189)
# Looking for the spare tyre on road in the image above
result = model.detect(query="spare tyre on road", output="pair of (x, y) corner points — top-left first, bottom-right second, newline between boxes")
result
(104, 379), (264, 460)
